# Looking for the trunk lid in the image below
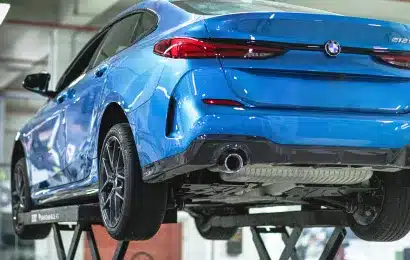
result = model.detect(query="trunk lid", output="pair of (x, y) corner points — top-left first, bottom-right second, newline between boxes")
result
(203, 13), (410, 113)
(203, 12), (410, 50)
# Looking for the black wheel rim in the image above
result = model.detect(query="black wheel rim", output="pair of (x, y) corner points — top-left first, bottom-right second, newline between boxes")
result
(352, 177), (384, 226)
(11, 164), (26, 231)
(100, 136), (125, 228)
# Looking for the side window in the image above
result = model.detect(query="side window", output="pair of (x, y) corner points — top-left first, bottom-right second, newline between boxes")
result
(56, 32), (107, 93)
(92, 14), (141, 67)
(132, 12), (157, 43)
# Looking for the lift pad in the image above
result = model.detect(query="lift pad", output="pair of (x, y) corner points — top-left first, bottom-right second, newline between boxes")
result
(17, 203), (128, 260)
(18, 204), (102, 225)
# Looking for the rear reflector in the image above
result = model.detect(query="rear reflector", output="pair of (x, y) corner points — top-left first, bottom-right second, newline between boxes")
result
(203, 99), (243, 107)
(154, 37), (285, 59)
(375, 54), (410, 69)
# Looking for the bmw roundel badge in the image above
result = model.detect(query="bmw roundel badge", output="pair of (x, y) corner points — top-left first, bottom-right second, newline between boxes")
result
(324, 40), (341, 57)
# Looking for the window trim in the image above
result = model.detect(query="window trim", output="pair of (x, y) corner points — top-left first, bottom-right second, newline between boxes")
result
(102, 8), (159, 41)
(131, 11), (159, 44)
(55, 8), (159, 94)
(90, 10), (159, 69)
(89, 12), (145, 70)
(55, 28), (110, 94)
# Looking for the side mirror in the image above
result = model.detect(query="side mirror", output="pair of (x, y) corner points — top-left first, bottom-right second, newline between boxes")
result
(22, 73), (57, 98)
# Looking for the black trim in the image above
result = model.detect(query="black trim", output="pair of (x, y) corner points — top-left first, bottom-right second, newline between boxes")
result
(165, 97), (177, 137)
(142, 134), (410, 183)
(238, 68), (410, 81)
(200, 38), (410, 58)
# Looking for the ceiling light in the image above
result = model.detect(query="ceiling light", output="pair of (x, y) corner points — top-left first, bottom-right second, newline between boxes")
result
(0, 3), (10, 25)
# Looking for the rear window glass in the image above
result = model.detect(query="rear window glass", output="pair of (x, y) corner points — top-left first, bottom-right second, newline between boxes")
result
(170, 0), (331, 15)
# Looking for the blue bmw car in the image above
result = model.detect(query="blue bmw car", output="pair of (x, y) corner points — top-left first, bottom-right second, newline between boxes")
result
(10, 0), (410, 241)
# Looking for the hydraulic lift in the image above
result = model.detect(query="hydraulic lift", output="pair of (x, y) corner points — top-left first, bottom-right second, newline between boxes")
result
(207, 209), (348, 260)
(18, 204), (347, 260)
(17, 204), (129, 260)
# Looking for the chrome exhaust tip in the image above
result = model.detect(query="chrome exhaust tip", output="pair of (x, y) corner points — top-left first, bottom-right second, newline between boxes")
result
(209, 152), (245, 173)
(223, 153), (244, 173)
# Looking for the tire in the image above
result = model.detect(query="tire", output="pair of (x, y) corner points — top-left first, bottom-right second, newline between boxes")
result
(195, 216), (238, 240)
(347, 171), (410, 241)
(11, 158), (51, 240)
(98, 123), (168, 240)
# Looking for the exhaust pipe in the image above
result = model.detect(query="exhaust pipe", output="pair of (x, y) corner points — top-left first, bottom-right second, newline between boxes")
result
(223, 153), (244, 173)
(210, 152), (245, 173)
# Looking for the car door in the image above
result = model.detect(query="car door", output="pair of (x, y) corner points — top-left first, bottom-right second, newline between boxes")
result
(64, 13), (142, 182)
(33, 29), (109, 187)
(25, 92), (66, 190)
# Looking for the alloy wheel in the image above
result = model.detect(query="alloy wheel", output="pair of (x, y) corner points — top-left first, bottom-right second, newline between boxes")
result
(11, 164), (26, 231)
(100, 136), (125, 228)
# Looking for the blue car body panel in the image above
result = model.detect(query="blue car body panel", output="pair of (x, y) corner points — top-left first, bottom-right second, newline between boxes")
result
(13, 0), (410, 204)
(204, 12), (410, 50)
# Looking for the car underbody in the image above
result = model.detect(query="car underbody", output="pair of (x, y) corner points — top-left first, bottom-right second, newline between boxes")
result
(138, 135), (406, 217)
(175, 171), (370, 207)
(171, 167), (375, 212)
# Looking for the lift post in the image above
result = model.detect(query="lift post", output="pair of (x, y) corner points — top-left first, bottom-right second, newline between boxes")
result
(208, 209), (348, 260)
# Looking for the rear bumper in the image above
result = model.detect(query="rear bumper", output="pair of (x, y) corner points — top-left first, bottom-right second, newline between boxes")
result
(142, 134), (410, 182)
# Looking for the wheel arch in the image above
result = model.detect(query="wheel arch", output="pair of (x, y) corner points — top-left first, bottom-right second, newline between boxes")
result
(11, 139), (25, 173)
(97, 102), (130, 161)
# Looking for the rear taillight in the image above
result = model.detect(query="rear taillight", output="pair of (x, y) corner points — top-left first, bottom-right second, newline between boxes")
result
(375, 54), (410, 69)
(153, 37), (285, 59)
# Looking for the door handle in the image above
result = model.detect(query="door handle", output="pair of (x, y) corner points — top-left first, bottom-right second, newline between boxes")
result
(57, 89), (76, 104)
(95, 64), (109, 78)
(67, 88), (76, 99)
(57, 94), (66, 104)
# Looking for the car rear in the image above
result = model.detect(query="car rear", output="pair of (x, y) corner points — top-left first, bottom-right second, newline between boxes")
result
(141, 1), (410, 243)
(144, 0), (410, 181)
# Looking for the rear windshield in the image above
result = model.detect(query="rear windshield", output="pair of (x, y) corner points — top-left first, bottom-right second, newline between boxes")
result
(170, 0), (331, 15)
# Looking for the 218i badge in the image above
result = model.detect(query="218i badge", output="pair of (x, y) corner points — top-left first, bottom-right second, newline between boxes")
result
(325, 40), (341, 57)
(392, 37), (410, 44)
